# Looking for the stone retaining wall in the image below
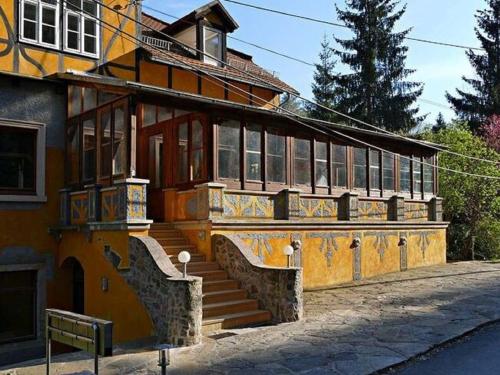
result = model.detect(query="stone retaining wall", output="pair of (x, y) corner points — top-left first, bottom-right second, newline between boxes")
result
(108, 235), (203, 346)
(212, 234), (303, 322)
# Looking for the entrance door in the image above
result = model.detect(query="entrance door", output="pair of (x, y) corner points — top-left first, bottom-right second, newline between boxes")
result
(73, 261), (84, 314)
(146, 132), (165, 220)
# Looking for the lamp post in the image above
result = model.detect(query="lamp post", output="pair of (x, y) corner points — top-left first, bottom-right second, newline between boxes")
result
(283, 245), (294, 268)
(178, 251), (191, 278)
(157, 344), (171, 375)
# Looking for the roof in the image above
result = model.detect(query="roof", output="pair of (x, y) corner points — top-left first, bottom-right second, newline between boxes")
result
(143, 44), (298, 94)
(56, 70), (437, 152)
(141, 13), (169, 32)
(165, 0), (239, 34)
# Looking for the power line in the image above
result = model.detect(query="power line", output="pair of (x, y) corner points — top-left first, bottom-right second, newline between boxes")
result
(223, 0), (485, 52)
(138, 3), (497, 165)
(79, 1), (500, 179)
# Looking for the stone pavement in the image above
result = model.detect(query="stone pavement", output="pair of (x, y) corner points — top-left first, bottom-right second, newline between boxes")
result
(4, 261), (500, 375)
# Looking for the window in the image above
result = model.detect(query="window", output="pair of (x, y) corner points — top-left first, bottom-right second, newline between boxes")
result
(383, 152), (395, 191)
(68, 86), (103, 118)
(353, 147), (367, 189)
(64, 0), (99, 57)
(423, 156), (435, 194)
(332, 144), (347, 187)
(177, 122), (188, 183)
(0, 271), (37, 344)
(112, 105), (126, 176)
(100, 109), (111, 178)
(315, 141), (328, 187)
(0, 120), (46, 201)
(20, 0), (59, 48)
(191, 120), (204, 181)
(294, 138), (311, 186)
(82, 116), (96, 182)
(204, 27), (223, 66)
(148, 134), (163, 188)
(218, 121), (240, 179)
(400, 156), (411, 192)
(67, 121), (80, 184)
(369, 150), (381, 190)
(142, 104), (173, 127)
(267, 130), (286, 184)
(246, 124), (261, 181)
(413, 157), (422, 194)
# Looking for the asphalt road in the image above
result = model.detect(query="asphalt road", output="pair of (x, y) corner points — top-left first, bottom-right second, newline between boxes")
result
(394, 323), (500, 375)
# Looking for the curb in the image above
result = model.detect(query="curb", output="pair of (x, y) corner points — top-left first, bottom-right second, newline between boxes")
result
(373, 318), (500, 374)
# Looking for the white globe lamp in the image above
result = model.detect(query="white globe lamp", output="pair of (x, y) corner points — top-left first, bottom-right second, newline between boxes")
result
(283, 245), (294, 268)
(178, 251), (191, 278)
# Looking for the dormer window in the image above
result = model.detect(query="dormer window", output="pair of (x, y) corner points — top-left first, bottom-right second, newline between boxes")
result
(203, 26), (223, 66)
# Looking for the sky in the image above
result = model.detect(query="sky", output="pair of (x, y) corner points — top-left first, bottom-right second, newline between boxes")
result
(144, 0), (486, 126)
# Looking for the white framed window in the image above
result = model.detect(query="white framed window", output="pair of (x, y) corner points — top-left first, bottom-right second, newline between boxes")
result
(0, 119), (46, 203)
(203, 26), (222, 66)
(64, 0), (99, 57)
(20, 0), (59, 49)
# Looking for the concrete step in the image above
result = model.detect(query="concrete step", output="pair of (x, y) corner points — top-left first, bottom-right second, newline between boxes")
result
(203, 299), (259, 318)
(150, 223), (176, 230)
(162, 245), (197, 255)
(203, 289), (248, 305)
(190, 270), (228, 282)
(149, 229), (182, 238)
(174, 262), (220, 273)
(202, 279), (240, 293)
(168, 253), (206, 264)
(202, 310), (272, 333)
(156, 238), (189, 246)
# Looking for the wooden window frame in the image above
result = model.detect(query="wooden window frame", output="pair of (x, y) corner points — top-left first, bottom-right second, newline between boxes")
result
(313, 138), (329, 195)
(292, 135), (313, 194)
(381, 151), (396, 197)
(368, 148), (382, 197)
(242, 122), (264, 191)
(352, 146), (368, 195)
(265, 126), (288, 192)
(331, 142), (348, 193)
(215, 119), (242, 189)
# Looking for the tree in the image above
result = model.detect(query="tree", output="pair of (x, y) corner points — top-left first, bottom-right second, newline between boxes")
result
(422, 123), (500, 259)
(307, 36), (339, 121)
(482, 115), (500, 152)
(446, 0), (500, 132)
(333, 0), (424, 133)
(432, 112), (447, 133)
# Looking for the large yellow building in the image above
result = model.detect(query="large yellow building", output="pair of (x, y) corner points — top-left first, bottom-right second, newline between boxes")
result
(0, 0), (447, 365)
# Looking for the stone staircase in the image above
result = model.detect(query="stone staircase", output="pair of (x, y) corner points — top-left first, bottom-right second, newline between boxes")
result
(149, 223), (272, 333)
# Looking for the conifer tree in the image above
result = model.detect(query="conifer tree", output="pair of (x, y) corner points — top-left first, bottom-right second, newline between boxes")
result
(446, 0), (500, 132)
(333, 0), (424, 132)
(432, 112), (447, 133)
(307, 36), (339, 121)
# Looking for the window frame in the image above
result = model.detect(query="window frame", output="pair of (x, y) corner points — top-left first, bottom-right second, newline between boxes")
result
(352, 146), (368, 192)
(265, 127), (288, 190)
(19, 0), (60, 49)
(368, 148), (381, 194)
(63, 0), (100, 58)
(292, 135), (312, 192)
(243, 122), (264, 189)
(216, 119), (241, 183)
(331, 143), (347, 190)
(203, 26), (223, 66)
(0, 119), (46, 202)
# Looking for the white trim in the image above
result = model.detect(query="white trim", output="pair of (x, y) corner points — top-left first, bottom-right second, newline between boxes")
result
(63, 0), (100, 58)
(19, 0), (60, 49)
(0, 119), (46, 203)
(203, 26), (223, 67)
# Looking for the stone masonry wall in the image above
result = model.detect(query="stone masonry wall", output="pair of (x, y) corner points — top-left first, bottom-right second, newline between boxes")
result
(108, 235), (203, 346)
(213, 234), (303, 322)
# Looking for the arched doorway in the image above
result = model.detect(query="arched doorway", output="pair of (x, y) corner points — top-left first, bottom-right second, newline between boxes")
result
(60, 257), (84, 314)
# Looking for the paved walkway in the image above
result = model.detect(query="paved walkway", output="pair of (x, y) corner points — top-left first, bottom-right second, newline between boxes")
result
(4, 261), (500, 375)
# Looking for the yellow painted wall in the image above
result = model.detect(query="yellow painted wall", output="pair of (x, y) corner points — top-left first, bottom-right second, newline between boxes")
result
(228, 81), (250, 104)
(140, 60), (168, 88)
(201, 75), (225, 100)
(171, 67), (198, 94)
(57, 230), (153, 344)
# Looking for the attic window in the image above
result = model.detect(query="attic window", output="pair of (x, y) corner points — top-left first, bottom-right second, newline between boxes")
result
(203, 26), (223, 66)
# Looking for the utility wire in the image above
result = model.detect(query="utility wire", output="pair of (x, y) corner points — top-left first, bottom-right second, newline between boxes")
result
(77, 0), (500, 180)
(138, 3), (498, 165)
(223, 0), (485, 51)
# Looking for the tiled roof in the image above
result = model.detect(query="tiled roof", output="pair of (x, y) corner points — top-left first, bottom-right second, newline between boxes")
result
(142, 13), (169, 32)
(143, 44), (298, 95)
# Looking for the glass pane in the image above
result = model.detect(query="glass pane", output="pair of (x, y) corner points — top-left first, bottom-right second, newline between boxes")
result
(192, 150), (203, 180)
(370, 150), (380, 190)
(353, 147), (367, 189)
(315, 141), (328, 186)
(83, 87), (97, 112)
(246, 124), (261, 181)
(113, 106), (126, 175)
(68, 14), (79, 32)
(42, 25), (56, 45)
(24, 3), (37, 21)
(83, 0), (97, 15)
(267, 131), (286, 183)
(177, 122), (188, 182)
(413, 158), (422, 194)
(0, 271), (37, 344)
(142, 104), (156, 127)
(0, 127), (36, 190)
(100, 110), (111, 177)
(423, 157), (434, 194)
(82, 117), (96, 181)
(158, 106), (172, 122)
(84, 35), (96, 54)
(192, 120), (203, 149)
(332, 144), (347, 187)
(67, 31), (79, 50)
(383, 152), (395, 191)
(42, 7), (55, 25)
(23, 20), (37, 40)
(67, 123), (80, 183)
(400, 156), (411, 192)
(191, 120), (204, 180)
(218, 121), (240, 179)
(294, 138), (311, 186)
(84, 19), (96, 36)
(98, 91), (119, 105)
(67, 0), (81, 11)
(148, 134), (163, 188)
(204, 27), (222, 64)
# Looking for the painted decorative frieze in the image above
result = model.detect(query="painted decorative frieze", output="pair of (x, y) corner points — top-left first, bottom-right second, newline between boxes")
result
(409, 231), (437, 259)
(405, 202), (429, 221)
(299, 198), (338, 219)
(224, 193), (274, 218)
(358, 200), (389, 221)
(365, 231), (398, 261)
(305, 232), (350, 267)
(237, 233), (288, 261)
(70, 192), (88, 225)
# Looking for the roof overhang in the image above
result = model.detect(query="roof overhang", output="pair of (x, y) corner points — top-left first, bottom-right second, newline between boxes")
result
(54, 70), (439, 152)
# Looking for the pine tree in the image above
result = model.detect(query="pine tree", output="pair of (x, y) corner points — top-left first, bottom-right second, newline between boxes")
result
(333, 0), (424, 132)
(432, 112), (447, 133)
(307, 36), (339, 121)
(446, 0), (500, 132)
